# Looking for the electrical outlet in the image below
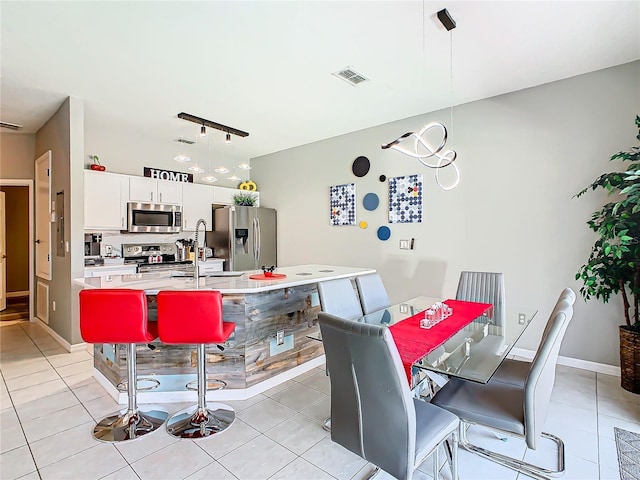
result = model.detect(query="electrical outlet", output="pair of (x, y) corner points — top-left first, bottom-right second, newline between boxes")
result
(399, 239), (410, 250)
(276, 330), (284, 346)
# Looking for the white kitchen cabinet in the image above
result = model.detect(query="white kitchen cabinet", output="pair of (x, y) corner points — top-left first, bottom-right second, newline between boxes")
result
(129, 177), (183, 204)
(182, 183), (214, 231)
(213, 186), (260, 206)
(84, 170), (129, 230)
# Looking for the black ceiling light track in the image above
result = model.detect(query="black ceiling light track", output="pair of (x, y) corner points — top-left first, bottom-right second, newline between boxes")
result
(177, 112), (249, 138)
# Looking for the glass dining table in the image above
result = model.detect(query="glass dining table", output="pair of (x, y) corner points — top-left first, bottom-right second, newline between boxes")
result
(311, 296), (538, 384)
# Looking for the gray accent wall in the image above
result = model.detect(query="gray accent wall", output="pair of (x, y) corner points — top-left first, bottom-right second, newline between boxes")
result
(252, 61), (640, 367)
(34, 97), (85, 345)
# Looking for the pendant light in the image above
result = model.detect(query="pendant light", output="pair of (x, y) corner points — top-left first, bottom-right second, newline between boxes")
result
(201, 134), (217, 183)
(381, 5), (459, 191)
(188, 162), (205, 174)
(215, 130), (232, 173)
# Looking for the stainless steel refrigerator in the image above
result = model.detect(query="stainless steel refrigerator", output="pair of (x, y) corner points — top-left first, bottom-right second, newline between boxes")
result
(206, 206), (277, 271)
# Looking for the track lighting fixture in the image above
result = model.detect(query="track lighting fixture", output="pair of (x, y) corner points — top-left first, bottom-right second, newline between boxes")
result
(177, 112), (249, 141)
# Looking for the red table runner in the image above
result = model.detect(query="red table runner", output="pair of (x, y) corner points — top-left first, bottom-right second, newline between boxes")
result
(389, 299), (493, 385)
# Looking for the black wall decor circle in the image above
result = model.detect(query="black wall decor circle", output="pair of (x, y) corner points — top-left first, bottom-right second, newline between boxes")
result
(352, 156), (370, 177)
(379, 175), (386, 182)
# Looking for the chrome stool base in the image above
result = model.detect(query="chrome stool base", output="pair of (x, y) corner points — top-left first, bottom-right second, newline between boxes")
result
(166, 403), (235, 439)
(94, 406), (168, 443)
(322, 416), (332, 432)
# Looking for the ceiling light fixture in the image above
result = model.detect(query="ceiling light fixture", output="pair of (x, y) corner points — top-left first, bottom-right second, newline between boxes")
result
(227, 171), (241, 182)
(238, 162), (251, 170)
(177, 112), (249, 141)
(174, 154), (191, 163)
(200, 124), (207, 137)
(381, 6), (459, 191)
(188, 162), (205, 174)
(225, 132), (231, 144)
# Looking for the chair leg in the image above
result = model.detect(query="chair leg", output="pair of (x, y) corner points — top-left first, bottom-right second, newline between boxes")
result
(458, 421), (565, 480)
(432, 444), (439, 479)
(450, 430), (459, 480)
(93, 343), (168, 442)
(166, 344), (235, 439)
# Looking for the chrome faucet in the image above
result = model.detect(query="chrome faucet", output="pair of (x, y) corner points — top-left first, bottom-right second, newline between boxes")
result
(193, 218), (207, 281)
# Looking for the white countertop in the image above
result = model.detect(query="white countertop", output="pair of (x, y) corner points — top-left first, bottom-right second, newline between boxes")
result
(73, 264), (375, 294)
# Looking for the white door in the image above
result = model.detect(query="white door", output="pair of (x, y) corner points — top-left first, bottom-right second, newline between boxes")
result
(35, 151), (52, 280)
(0, 191), (6, 311)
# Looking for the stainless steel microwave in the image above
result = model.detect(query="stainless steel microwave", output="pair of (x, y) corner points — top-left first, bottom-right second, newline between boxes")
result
(126, 202), (182, 233)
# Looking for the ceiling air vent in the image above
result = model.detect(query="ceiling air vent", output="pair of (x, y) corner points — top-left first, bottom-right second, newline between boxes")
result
(175, 138), (195, 145)
(0, 121), (23, 131)
(332, 66), (370, 86)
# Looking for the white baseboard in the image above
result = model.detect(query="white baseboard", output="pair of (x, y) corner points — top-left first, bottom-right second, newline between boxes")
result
(34, 319), (87, 353)
(511, 347), (621, 377)
(6, 291), (29, 298)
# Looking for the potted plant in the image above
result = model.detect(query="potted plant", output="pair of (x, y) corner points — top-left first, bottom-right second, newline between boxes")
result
(232, 192), (258, 206)
(575, 115), (640, 394)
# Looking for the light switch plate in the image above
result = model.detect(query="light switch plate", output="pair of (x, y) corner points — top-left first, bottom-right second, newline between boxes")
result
(399, 239), (410, 250)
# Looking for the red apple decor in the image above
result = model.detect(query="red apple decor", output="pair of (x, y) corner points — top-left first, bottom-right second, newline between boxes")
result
(90, 155), (106, 171)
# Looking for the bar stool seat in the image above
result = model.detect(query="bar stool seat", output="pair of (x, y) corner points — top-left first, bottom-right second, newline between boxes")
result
(157, 290), (236, 439)
(79, 289), (168, 442)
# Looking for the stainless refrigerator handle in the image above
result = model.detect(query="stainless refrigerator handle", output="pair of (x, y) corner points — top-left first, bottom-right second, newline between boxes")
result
(256, 217), (261, 262)
(252, 217), (259, 261)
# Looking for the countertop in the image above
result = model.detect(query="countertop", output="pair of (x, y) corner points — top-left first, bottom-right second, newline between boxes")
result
(73, 264), (375, 294)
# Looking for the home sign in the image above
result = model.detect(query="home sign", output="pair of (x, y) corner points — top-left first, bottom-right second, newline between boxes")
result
(144, 167), (193, 183)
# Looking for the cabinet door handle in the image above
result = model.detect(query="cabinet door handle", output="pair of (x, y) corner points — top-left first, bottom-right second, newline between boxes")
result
(159, 192), (163, 202)
(150, 192), (153, 202)
(122, 217), (125, 228)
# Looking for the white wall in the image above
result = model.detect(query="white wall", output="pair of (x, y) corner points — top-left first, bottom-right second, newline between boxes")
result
(252, 61), (640, 367)
(0, 132), (35, 179)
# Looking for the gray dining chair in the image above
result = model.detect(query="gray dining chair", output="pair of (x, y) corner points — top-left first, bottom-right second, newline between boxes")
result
(491, 287), (576, 387)
(316, 278), (364, 431)
(318, 311), (459, 480)
(355, 273), (391, 314)
(456, 271), (506, 330)
(431, 289), (575, 479)
(317, 278), (364, 320)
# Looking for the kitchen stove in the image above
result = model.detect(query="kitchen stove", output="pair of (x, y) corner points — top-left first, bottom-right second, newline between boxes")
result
(122, 243), (194, 274)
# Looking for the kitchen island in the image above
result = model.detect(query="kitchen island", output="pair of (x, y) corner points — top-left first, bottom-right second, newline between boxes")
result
(74, 265), (374, 403)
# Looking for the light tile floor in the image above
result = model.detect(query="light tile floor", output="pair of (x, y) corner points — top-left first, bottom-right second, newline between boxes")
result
(1, 320), (639, 480)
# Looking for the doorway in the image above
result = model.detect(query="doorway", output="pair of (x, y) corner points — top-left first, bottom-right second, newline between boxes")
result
(0, 180), (34, 322)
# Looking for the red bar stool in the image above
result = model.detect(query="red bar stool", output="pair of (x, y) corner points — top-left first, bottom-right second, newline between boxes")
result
(157, 290), (236, 438)
(79, 289), (168, 442)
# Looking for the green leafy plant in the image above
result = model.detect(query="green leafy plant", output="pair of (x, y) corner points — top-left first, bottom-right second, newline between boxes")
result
(575, 115), (640, 331)
(233, 192), (257, 206)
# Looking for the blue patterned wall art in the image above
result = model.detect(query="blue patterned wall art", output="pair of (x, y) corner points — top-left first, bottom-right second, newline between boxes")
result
(388, 174), (423, 223)
(330, 183), (356, 226)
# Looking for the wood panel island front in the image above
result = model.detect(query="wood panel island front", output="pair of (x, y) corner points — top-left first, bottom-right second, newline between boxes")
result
(73, 265), (374, 403)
